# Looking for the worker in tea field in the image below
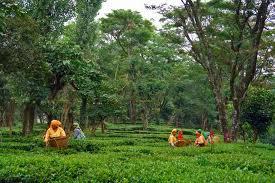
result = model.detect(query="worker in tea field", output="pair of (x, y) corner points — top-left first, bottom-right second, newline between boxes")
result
(73, 122), (85, 139)
(168, 129), (178, 147)
(202, 131), (210, 140)
(208, 130), (215, 144)
(177, 129), (183, 141)
(194, 129), (207, 147)
(44, 120), (66, 144)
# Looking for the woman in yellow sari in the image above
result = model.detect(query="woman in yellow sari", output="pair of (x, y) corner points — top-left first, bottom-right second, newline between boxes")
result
(168, 129), (178, 147)
(44, 120), (66, 144)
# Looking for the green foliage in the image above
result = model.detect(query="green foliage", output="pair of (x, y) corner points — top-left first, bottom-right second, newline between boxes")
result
(241, 87), (274, 141)
(0, 124), (274, 182)
(75, 0), (103, 49)
(45, 38), (83, 81)
(19, 0), (75, 37)
(100, 9), (154, 49)
(1, 0), (272, 147)
(0, 1), (24, 34)
(69, 140), (100, 153)
(88, 80), (124, 121)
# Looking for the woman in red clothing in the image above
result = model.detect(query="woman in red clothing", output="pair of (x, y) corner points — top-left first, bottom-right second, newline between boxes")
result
(177, 130), (183, 141)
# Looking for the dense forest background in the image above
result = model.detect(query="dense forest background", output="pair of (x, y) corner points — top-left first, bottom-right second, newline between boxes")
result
(0, 0), (274, 143)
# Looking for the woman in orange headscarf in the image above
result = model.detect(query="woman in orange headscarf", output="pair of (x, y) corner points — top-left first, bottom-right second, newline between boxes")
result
(44, 120), (66, 144)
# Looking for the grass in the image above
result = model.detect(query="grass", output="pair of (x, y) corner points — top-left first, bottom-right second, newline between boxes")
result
(0, 123), (274, 183)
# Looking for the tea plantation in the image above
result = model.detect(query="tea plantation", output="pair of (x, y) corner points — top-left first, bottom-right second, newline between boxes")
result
(0, 124), (274, 183)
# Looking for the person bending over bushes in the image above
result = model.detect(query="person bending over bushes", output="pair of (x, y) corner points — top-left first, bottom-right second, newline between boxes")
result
(168, 129), (178, 147)
(44, 120), (66, 145)
(73, 122), (85, 140)
(194, 130), (207, 147)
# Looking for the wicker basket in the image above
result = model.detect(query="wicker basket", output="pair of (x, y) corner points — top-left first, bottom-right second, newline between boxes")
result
(48, 136), (69, 148)
(175, 139), (192, 147)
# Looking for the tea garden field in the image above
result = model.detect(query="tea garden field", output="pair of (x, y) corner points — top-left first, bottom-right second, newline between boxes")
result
(0, 123), (274, 183)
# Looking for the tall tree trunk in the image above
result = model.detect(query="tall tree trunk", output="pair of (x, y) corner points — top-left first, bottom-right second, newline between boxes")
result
(201, 113), (208, 131)
(175, 115), (179, 128)
(5, 102), (15, 135)
(231, 99), (240, 141)
(129, 90), (136, 124)
(68, 112), (74, 132)
(61, 85), (76, 133)
(101, 119), (106, 133)
(28, 105), (35, 133)
(142, 105), (149, 130)
(61, 102), (72, 133)
(129, 58), (136, 124)
(229, 0), (270, 142)
(0, 109), (4, 127)
(22, 103), (35, 135)
(253, 128), (258, 143)
(216, 98), (228, 142)
(80, 96), (87, 128)
(22, 106), (29, 136)
(210, 75), (229, 142)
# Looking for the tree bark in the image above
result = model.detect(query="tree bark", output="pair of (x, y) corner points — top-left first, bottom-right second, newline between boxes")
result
(211, 81), (229, 142)
(208, 73), (229, 142)
(239, 124), (246, 143)
(80, 96), (87, 128)
(201, 113), (208, 131)
(129, 90), (136, 124)
(229, 0), (270, 142)
(28, 105), (35, 133)
(129, 57), (137, 124)
(231, 99), (240, 141)
(5, 102), (15, 135)
(253, 128), (258, 143)
(101, 119), (106, 133)
(142, 105), (149, 130)
(0, 109), (4, 127)
(68, 112), (74, 131)
(61, 102), (73, 133)
(22, 103), (35, 135)
(216, 99), (228, 141)
(61, 85), (76, 133)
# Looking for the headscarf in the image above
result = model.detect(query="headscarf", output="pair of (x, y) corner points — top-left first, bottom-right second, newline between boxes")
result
(73, 122), (80, 129)
(50, 120), (61, 131)
(73, 122), (85, 139)
(171, 129), (177, 135)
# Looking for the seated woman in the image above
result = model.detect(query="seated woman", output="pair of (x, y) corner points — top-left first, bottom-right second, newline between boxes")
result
(194, 130), (207, 147)
(44, 120), (66, 144)
(168, 129), (177, 147)
(73, 122), (85, 139)
(177, 130), (183, 141)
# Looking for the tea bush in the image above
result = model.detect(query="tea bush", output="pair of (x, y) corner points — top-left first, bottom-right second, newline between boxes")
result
(0, 124), (274, 182)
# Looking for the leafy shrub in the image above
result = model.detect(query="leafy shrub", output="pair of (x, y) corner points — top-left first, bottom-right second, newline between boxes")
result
(241, 87), (274, 142)
(69, 140), (100, 153)
(0, 125), (274, 182)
